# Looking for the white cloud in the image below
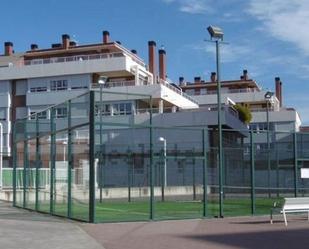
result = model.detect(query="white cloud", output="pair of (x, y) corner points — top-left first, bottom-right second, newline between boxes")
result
(190, 42), (252, 63)
(248, 0), (309, 55)
(162, 0), (211, 14)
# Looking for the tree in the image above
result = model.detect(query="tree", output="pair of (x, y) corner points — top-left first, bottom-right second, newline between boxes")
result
(233, 104), (252, 124)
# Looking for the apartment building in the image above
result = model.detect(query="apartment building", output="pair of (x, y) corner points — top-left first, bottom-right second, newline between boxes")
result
(180, 70), (301, 133)
(0, 30), (247, 169)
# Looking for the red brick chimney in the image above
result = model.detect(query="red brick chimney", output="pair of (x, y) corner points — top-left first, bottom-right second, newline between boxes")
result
(4, 42), (13, 56)
(159, 49), (166, 81)
(243, 69), (248, 80)
(103, 31), (110, 44)
(148, 41), (156, 80)
(30, 44), (38, 51)
(62, 34), (70, 50)
(194, 77), (201, 84)
(211, 72), (217, 82)
(179, 77), (184, 85)
(69, 41), (77, 47)
(275, 77), (282, 107)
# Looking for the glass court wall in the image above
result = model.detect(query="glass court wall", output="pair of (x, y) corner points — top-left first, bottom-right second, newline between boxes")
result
(13, 90), (309, 222)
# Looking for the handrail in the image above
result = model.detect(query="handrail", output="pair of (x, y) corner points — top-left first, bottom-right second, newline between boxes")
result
(159, 80), (199, 105)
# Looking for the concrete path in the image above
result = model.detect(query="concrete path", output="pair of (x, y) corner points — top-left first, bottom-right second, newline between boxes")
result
(81, 215), (309, 249)
(0, 201), (104, 249)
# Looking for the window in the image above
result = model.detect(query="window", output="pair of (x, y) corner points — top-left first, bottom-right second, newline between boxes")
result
(30, 86), (47, 92)
(30, 111), (47, 120)
(50, 80), (68, 91)
(0, 108), (6, 121)
(112, 103), (132, 115)
(71, 85), (88, 90)
(56, 107), (67, 118)
(95, 104), (111, 116)
(200, 88), (207, 95)
(184, 89), (195, 96)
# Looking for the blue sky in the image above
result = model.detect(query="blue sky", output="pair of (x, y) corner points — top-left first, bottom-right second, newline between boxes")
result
(1, 0), (308, 124)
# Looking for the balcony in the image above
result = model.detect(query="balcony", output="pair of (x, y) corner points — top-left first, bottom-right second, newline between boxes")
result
(23, 52), (125, 66)
(187, 88), (259, 96)
(0, 52), (134, 81)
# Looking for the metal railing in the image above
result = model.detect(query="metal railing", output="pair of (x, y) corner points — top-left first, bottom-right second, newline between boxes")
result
(23, 52), (125, 66)
(187, 88), (259, 96)
(159, 80), (199, 105)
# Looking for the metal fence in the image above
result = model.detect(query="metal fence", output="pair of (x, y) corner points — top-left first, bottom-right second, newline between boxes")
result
(13, 90), (309, 222)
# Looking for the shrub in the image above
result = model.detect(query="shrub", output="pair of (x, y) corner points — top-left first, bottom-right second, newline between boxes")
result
(233, 104), (252, 124)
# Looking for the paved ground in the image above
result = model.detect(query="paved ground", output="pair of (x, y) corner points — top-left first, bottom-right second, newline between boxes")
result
(0, 201), (104, 249)
(81, 215), (309, 249)
(2, 201), (309, 249)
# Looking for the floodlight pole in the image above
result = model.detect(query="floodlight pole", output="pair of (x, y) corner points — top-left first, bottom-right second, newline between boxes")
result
(98, 76), (108, 203)
(99, 83), (103, 202)
(265, 92), (273, 198)
(215, 39), (224, 218)
(207, 25), (225, 218)
(206, 26), (225, 218)
(266, 99), (271, 198)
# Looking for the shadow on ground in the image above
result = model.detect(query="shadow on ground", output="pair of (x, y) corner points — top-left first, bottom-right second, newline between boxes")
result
(180, 227), (309, 249)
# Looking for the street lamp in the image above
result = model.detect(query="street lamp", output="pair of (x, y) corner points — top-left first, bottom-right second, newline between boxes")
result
(98, 75), (108, 144)
(98, 75), (108, 203)
(264, 91), (274, 198)
(62, 141), (67, 162)
(158, 137), (167, 202)
(158, 137), (167, 187)
(207, 25), (224, 218)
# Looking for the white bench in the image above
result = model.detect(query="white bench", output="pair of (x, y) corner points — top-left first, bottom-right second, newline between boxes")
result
(270, 197), (309, 226)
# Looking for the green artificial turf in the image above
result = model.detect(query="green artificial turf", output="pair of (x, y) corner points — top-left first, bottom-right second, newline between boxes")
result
(18, 197), (283, 222)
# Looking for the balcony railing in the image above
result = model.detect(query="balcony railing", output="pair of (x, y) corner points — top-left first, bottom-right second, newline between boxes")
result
(23, 52), (125, 66)
(159, 80), (199, 105)
(186, 88), (259, 96)
(251, 108), (275, 112)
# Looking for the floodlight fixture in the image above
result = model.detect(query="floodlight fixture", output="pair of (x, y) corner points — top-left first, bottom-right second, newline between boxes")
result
(158, 137), (165, 142)
(207, 26), (224, 40)
(98, 76), (108, 85)
(264, 91), (274, 99)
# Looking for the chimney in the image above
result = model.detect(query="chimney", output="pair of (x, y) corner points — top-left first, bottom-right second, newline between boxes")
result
(30, 44), (38, 51)
(69, 41), (76, 47)
(179, 77), (185, 85)
(211, 72), (217, 82)
(4, 42), (13, 56)
(243, 69), (248, 80)
(52, 43), (62, 48)
(62, 34), (70, 49)
(194, 77), (201, 84)
(103, 31), (110, 44)
(148, 41), (156, 79)
(159, 49), (167, 81)
(275, 77), (282, 107)
(131, 49), (137, 54)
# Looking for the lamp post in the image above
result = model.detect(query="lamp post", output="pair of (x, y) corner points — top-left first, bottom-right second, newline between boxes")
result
(158, 137), (167, 186)
(98, 76), (108, 203)
(264, 91), (274, 198)
(62, 141), (67, 162)
(159, 137), (167, 201)
(207, 25), (224, 218)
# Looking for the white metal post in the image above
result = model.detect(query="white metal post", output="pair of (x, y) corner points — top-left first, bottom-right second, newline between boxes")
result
(159, 137), (167, 187)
